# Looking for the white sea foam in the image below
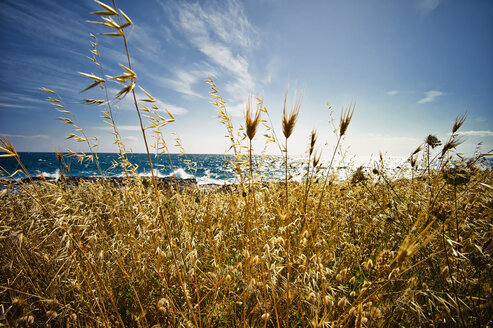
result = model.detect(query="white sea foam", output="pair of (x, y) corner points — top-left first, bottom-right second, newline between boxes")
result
(167, 168), (194, 179)
(196, 176), (229, 185)
(39, 169), (60, 181)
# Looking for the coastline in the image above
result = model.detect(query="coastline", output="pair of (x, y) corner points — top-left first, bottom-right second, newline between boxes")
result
(19, 175), (229, 192)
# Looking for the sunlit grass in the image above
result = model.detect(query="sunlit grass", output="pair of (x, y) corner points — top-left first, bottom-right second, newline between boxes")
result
(1, 1), (492, 327)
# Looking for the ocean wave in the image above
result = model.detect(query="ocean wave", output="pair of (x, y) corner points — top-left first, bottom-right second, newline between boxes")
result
(136, 168), (195, 179)
(167, 168), (194, 179)
(38, 169), (60, 181)
(196, 176), (231, 185)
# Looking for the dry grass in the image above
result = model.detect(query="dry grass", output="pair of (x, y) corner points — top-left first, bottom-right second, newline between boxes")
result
(1, 1), (492, 327)
(1, 158), (492, 327)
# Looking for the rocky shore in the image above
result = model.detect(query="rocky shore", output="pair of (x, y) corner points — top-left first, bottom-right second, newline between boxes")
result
(20, 176), (228, 191)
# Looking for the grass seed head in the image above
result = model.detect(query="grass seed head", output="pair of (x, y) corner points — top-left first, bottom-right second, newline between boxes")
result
(309, 128), (317, 156)
(339, 103), (354, 137)
(324, 295), (334, 307)
(245, 95), (261, 140)
(452, 112), (467, 133)
(312, 150), (321, 167)
(441, 137), (464, 157)
(282, 90), (301, 139)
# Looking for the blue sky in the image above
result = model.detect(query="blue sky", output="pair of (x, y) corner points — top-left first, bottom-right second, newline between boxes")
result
(0, 0), (492, 157)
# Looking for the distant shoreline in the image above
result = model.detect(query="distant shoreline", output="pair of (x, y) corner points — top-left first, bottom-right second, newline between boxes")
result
(19, 175), (230, 191)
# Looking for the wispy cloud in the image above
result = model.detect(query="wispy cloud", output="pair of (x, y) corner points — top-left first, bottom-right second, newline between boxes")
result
(227, 103), (247, 117)
(159, 68), (210, 99)
(368, 133), (418, 144)
(105, 88), (189, 115)
(123, 136), (139, 145)
(417, 90), (445, 104)
(456, 130), (493, 137)
(99, 125), (141, 132)
(0, 0), (89, 47)
(0, 92), (48, 110)
(161, 102), (188, 115)
(418, 0), (442, 15)
(4, 133), (49, 139)
(164, 0), (257, 101)
(386, 90), (399, 96)
(127, 25), (164, 64)
(0, 102), (34, 109)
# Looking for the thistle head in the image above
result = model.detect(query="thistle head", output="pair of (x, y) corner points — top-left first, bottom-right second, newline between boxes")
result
(282, 90), (301, 139)
(244, 95), (261, 140)
(425, 134), (441, 149)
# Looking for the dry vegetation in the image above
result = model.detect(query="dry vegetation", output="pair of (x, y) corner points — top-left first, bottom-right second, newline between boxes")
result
(1, 1), (492, 327)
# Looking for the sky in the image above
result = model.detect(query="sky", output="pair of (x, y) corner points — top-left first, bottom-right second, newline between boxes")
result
(0, 0), (492, 158)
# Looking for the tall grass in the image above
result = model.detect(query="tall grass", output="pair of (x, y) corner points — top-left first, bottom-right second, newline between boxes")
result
(1, 1), (492, 327)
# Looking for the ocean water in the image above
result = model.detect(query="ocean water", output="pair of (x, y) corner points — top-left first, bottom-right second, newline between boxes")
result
(0, 152), (362, 184)
(0, 153), (237, 185)
(1, 152), (491, 185)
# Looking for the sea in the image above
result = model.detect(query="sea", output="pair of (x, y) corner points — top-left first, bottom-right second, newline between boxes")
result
(1, 152), (491, 185)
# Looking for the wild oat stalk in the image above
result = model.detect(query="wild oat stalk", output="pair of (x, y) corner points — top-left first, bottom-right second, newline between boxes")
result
(88, 1), (198, 326)
(83, 33), (145, 212)
(303, 129), (318, 214)
(206, 77), (247, 188)
(281, 88), (301, 326)
(244, 95), (275, 328)
(42, 88), (104, 177)
(316, 103), (354, 214)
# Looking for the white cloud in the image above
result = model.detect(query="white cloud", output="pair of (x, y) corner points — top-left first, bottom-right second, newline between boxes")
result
(124, 136), (139, 143)
(417, 90), (445, 104)
(0, 92), (51, 111)
(418, 0), (442, 14)
(228, 103), (247, 117)
(0, 1), (88, 47)
(4, 134), (49, 139)
(174, 1), (257, 48)
(0, 92), (47, 105)
(160, 69), (209, 98)
(386, 90), (398, 96)
(106, 88), (189, 115)
(161, 102), (188, 115)
(166, 0), (257, 102)
(0, 102), (34, 109)
(456, 130), (493, 137)
(129, 25), (163, 61)
(100, 125), (141, 131)
(368, 133), (418, 144)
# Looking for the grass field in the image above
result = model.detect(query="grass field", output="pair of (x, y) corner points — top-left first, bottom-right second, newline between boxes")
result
(1, 1), (492, 327)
